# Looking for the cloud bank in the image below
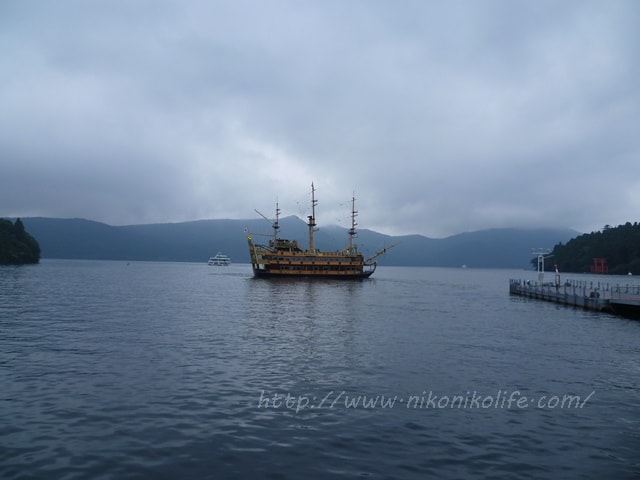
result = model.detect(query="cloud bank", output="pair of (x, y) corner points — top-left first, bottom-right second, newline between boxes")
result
(1, 0), (638, 237)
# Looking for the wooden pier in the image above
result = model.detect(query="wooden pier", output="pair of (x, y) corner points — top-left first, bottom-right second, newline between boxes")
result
(509, 278), (640, 318)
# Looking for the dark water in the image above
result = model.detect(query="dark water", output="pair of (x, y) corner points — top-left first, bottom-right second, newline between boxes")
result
(1, 260), (639, 479)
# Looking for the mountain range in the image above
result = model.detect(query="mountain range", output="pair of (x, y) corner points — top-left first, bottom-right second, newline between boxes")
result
(18, 217), (579, 269)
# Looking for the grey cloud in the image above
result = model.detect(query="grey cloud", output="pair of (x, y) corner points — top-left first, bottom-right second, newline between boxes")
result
(1, 0), (638, 237)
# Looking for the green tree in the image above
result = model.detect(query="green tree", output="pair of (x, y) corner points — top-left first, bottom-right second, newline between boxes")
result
(543, 221), (640, 275)
(0, 218), (41, 265)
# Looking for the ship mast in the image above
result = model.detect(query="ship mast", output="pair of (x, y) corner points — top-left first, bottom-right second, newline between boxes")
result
(273, 199), (280, 243)
(308, 183), (317, 253)
(348, 194), (358, 253)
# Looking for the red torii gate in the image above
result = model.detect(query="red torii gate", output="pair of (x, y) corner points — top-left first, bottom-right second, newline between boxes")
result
(591, 258), (608, 274)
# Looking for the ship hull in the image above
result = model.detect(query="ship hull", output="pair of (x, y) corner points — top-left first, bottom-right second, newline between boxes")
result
(247, 236), (376, 280)
(251, 268), (374, 280)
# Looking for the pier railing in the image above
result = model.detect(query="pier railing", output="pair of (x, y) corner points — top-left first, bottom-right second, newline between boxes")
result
(510, 278), (640, 299)
(509, 278), (640, 315)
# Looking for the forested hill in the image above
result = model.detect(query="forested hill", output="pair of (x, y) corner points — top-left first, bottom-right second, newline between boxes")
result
(547, 222), (640, 275)
(19, 216), (578, 268)
(0, 218), (41, 265)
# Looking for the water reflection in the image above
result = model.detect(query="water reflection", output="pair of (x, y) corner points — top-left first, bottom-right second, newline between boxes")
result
(242, 277), (369, 388)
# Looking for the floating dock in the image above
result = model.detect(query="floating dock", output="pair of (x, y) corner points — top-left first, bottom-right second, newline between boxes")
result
(509, 277), (640, 318)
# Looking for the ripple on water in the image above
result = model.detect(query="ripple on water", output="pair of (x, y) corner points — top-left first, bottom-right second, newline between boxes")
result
(2, 262), (640, 478)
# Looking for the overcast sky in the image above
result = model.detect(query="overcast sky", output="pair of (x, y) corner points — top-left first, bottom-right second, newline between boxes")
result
(1, 1), (638, 238)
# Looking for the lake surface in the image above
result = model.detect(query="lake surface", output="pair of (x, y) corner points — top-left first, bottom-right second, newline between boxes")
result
(1, 260), (639, 479)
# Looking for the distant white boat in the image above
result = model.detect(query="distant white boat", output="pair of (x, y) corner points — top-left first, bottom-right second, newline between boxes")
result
(208, 252), (231, 266)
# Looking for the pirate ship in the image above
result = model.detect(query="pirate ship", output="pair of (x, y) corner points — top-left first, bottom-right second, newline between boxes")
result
(247, 184), (394, 279)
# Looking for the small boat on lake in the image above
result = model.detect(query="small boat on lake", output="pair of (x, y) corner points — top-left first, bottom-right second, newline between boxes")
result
(208, 252), (231, 266)
(247, 183), (395, 279)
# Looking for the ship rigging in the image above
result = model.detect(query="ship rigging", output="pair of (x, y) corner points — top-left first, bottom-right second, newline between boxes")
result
(247, 184), (396, 279)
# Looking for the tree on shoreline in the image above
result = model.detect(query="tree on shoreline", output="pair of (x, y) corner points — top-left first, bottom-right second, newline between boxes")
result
(536, 222), (640, 275)
(0, 218), (41, 265)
